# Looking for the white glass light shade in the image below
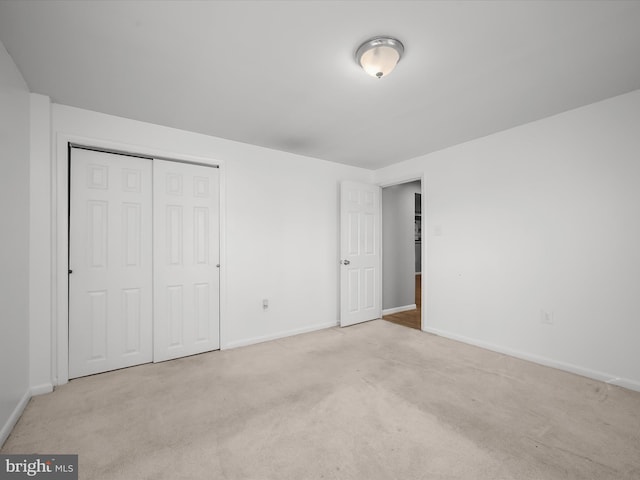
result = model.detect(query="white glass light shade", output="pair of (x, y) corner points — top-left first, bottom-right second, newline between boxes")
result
(356, 37), (404, 79)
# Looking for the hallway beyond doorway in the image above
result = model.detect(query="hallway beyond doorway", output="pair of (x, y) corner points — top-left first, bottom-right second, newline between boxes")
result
(383, 274), (421, 330)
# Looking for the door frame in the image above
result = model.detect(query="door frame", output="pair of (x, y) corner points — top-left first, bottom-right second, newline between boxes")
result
(378, 175), (425, 331)
(53, 133), (227, 385)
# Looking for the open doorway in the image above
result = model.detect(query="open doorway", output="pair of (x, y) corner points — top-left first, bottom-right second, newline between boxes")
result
(381, 180), (422, 330)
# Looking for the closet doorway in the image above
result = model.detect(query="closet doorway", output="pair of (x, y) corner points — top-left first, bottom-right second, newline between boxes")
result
(68, 147), (220, 378)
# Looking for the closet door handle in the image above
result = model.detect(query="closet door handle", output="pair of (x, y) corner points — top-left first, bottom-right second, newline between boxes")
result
(341, 259), (350, 265)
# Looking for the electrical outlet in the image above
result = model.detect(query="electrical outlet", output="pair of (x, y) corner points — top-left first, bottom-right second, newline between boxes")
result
(540, 309), (554, 325)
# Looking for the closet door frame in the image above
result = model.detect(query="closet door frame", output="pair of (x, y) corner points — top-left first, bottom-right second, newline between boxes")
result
(53, 134), (226, 385)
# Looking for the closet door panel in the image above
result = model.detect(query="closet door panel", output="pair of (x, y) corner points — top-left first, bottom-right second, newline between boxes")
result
(69, 149), (153, 378)
(153, 160), (220, 362)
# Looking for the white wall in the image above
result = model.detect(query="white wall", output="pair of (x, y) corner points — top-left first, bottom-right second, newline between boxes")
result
(29, 93), (52, 394)
(222, 145), (370, 346)
(382, 181), (420, 311)
(0, 41), (31, 445)
(375, 89), (640, 391)
(30, 103), (372, 384)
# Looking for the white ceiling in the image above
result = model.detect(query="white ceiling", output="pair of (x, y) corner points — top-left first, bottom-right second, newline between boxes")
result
(1, 1), (640, 170)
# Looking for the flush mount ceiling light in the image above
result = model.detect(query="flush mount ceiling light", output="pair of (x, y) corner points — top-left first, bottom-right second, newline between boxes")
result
(356, 36), (404, 79)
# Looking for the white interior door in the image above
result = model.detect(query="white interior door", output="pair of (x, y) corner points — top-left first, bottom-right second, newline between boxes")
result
(153, 159), (220, 362)
(340, 180), (382, 327)
(69, 148), (153, 378)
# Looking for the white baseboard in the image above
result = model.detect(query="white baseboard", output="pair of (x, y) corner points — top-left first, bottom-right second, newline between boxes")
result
(383, 304), (417, 315)
(422, 326), (640, 394)
(603, 377), (640, 392)
(0, 389), (30, 448)
(30, 383), (54, 396)
(222, 321), (338, 350)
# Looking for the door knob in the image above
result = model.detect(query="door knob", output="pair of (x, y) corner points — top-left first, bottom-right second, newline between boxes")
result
(341, 259), (350, 265)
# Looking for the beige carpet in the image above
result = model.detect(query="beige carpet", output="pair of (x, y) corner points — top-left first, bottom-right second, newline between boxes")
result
(3, 320), (640, 479)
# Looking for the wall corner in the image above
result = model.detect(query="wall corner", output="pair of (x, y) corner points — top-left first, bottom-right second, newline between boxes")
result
(29, 93), (53, 390)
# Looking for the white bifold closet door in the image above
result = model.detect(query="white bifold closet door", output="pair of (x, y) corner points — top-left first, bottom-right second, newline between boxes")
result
(69, 149), (220, 379)
(152, 159), (220, 362)
(69, 149), (154, 378)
